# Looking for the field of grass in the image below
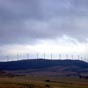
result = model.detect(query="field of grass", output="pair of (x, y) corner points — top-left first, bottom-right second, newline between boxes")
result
(0, 75), (88, 88)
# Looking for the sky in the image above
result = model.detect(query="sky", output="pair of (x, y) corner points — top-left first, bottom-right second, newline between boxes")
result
(0, 0), (88, 61)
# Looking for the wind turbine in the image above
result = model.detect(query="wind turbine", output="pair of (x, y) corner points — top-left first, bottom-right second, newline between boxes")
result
(37, 53), (39, 59)
(66, 54), (68, 59)
(7, 55), (9, 62)
(78, 55), (79, 60)
(59, 54), (61, 59)
(72, 55), (74, 60)
(17, 54), (19, 61)
(44, 53), (45, 59)
(27, 53), (29, 59)
(51, 53), (52, 60)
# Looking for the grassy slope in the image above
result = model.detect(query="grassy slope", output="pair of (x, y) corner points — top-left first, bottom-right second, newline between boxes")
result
(0, 76), (88, 88)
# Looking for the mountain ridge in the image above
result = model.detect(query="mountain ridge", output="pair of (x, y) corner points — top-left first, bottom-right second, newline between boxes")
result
(0, 59), (88, 71)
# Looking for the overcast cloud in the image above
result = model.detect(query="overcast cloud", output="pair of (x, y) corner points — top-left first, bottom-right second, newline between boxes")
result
(0, 0), (88, 61)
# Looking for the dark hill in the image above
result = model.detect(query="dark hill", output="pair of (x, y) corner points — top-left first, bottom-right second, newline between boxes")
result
(0, 59), (88, 71)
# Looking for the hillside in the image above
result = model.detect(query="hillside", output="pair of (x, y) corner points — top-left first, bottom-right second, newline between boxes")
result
(0, 59), (88, 71)
(0, 59), (88, 78)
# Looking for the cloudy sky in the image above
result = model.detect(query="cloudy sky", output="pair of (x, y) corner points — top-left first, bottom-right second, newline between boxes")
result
(0, 0), (88, 61)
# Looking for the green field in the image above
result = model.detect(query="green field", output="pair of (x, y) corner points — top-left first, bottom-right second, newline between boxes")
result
(0, 75), (88, 88)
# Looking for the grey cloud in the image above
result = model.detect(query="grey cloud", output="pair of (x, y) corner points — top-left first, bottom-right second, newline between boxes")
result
(0, 0), (43, 21)
(0, 0), (88, 45)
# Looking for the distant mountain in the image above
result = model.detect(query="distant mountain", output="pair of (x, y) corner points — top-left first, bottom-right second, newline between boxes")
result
(0, 59), (88, 71)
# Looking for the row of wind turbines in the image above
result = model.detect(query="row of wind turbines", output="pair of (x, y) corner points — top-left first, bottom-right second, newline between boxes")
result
(4, 53), (87, 62)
